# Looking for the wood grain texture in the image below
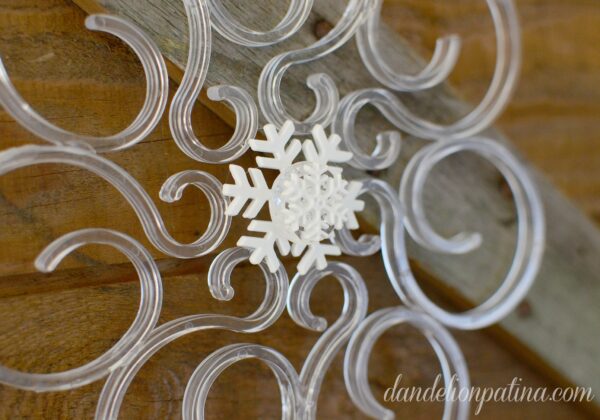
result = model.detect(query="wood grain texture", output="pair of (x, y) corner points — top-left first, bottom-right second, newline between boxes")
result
(0, 0), (596, 418)
(71, 0), (600, 404)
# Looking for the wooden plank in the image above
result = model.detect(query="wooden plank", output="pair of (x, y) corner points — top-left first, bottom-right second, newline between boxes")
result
(69, 0), (600, 404)
(0, 253), (589, 419)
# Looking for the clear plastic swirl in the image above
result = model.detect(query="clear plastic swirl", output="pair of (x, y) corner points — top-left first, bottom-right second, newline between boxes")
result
(344, 307), (470, 420)
(334, 225), (382, 258)
(207, 0), (313, 47)
(398, 138), (545, 329)
(288, 262), (368, 418)
(332, 89), (403, 170)
(179, 261), (368, 419)
(0, 145), (230, 259)
(258, 0), (376, 134)
(0, 15), (169, 153)
(169, 0), (259, 163)
(182, 344), (302, 420)
(0, 228), (162, 392)
(334, 0), (521, 171)
(356, 0), (461, 92)
(337, 137), (545, 330)
(95, 247), (289, 419)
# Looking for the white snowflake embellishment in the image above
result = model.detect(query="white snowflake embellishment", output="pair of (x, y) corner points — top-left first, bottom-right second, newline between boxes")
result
(223, 120), (364, 274)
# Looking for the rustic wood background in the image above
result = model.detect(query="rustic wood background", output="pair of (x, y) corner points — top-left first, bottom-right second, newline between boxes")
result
(0, 0), (597, 419)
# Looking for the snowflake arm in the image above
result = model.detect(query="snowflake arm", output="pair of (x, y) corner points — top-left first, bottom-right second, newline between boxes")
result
(297, 242), (342, 275)
(249, 120), (302, 171)
(237, 220), (296, 273)
(341, 180), (365, 229)
(302, 124), (352, 165)
(223, 165), (272, 218)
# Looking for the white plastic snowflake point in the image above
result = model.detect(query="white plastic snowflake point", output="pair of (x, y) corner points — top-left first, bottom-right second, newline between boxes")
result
(223, 120), (364, 274)
(303, 124), (353, 165)
(223, 165), (272, 218)
(249, 120), (302, 171)
(298, 243), (342, 275)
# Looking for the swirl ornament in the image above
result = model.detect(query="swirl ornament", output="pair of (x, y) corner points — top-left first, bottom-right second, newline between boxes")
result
(95, 247), (289, 419)
(0, 1), (547, 419)
(170, 0), (259, 163)
(344, 307), (470, 420)
(337, 139), (544, 330)
(0, 15), (169, 153)
(334, 0), (521, 171)
(181, 262), (368, 419)
(356, 0), (461, 92)
(398, 139), (545, 329)
(258, 0), (376, 134)
(332, 89), (404, 170)
(0, 229), (162, 392)
(183, 344), (302, 420)
(207, 0), (314, 47)
(0, 145), (230, 259)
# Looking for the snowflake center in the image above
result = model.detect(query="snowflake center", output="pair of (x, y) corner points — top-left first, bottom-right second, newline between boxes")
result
(223, 121), (364, 274)
(270, 161), (345, 242)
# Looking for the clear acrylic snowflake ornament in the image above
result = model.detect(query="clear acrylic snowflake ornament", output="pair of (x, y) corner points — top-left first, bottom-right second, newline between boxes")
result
(223, 120), (365, 274)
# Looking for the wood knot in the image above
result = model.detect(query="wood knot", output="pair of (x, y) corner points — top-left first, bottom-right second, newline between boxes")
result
(314, 19), (333, 39)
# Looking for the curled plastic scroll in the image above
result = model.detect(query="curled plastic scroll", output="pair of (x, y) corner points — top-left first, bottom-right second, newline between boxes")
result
(0, 228), (162, 392)
(336, 138), (545, 330)
(170, 0), (259, 163)
(207, 0), (314, 47)
(180, 262), (368, 419)
(334, 0), (521, 170)
(344, 307), (470, 420)
(0, 145), (230, 259)
(0, 15), (169, 153)
(95, 246), (289, 419)
(258, 0), (376, 134)
(356, 0), (461, 91)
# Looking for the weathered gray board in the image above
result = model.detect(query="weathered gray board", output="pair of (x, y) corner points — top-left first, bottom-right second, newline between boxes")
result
(75, 0), (600, 398)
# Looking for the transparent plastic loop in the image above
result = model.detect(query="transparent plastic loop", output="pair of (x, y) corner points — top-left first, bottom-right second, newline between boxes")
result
(170, 0), (259, 163)
(179, 261), (368, 419)
(345, 178), (412, 304)
(182, 344), (302, 420)
(258, 0), (376, 134)
(0, 228), (162, 392)
(398, 138), (545, 329)
(287, 262), (368, 418)
(332, 89), (402, 170)
(357, 0), (461, 91)
(333, 227), (382, 257)
(345, 137), (545, 330)
(207, 0), (313, 46)
(344, 307), (470, 420)
(0, 145), (230, 259)
(0, 14), (168, 152)
(336, 0), (521, 145)
(95, 247), (289, 419)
